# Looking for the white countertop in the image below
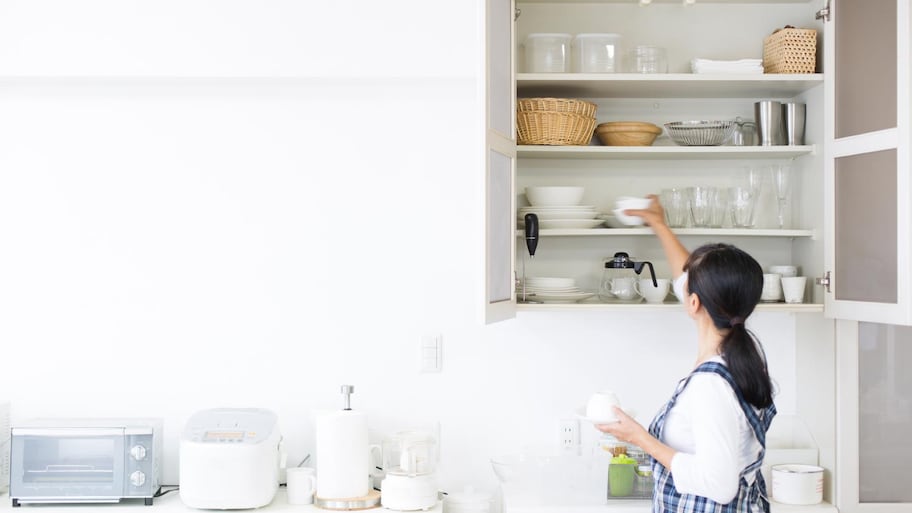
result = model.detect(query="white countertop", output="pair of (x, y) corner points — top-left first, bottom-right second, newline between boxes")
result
(0, 489), (837, 513)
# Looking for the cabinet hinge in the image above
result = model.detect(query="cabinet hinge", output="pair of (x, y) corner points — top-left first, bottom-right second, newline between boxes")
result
(816, 0), (831, 22)
(816, 271), (831, 293)
(514, 7), (521, 21)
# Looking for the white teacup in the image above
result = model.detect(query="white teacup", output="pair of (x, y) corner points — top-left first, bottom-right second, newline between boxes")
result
(781, 276), (808, 304)
(636, 278), (671, 304)
(609, 277), (638, 300)
(586, 391), (621, 423)
(287, 467), (317, 505)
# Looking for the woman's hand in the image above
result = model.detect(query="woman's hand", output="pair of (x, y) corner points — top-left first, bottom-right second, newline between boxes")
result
(623, 194), (666, 228)
(595, 406), (650, 446)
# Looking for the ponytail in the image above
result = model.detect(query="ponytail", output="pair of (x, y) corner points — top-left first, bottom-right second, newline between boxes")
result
(685, 244), (773, 409)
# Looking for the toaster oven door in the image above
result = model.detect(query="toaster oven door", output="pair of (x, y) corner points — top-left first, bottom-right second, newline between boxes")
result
(10, 427), (125, 502)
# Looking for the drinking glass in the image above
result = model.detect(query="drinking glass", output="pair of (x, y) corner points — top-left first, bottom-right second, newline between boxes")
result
(708, 188), (728, 228)
(661, 188), (688, 228)
(773, 164), (791, 228)
(688, 186), (717, 227)
(729, 186), (757, 228)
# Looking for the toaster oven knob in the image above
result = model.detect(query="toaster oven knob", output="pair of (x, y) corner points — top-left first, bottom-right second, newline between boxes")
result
(130, 444), (147, 461)
(130, 470), (146, 487)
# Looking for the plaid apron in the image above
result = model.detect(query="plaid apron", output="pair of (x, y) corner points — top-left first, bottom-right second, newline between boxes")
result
(647, 361), (777, 513)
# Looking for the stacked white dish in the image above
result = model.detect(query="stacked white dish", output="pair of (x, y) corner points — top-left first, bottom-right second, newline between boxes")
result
(521, 186), (604, 229)
(517, 277), (595, 304)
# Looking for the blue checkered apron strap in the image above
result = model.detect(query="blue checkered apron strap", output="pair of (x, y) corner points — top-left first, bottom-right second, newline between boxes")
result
(647, 362), (778, 513)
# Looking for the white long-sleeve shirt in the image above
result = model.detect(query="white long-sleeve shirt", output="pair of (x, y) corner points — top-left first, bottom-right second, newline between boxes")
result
(661, 356), (763, 504)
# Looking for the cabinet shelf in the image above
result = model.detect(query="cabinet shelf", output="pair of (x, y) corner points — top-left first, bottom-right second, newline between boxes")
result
(518, 145), (815, 160)
(517, 73), (824, 99)
(516, 302), (824, 312)
(516, 228), (816, 238)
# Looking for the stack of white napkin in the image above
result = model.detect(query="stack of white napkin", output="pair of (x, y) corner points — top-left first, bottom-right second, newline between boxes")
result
(691, 58), (764, 74)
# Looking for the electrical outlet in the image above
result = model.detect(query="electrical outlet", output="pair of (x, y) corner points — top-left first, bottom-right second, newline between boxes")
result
(558, 418), (580, 453)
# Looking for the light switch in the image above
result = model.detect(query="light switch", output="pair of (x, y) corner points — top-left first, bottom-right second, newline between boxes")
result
(420, 335), (442, 373)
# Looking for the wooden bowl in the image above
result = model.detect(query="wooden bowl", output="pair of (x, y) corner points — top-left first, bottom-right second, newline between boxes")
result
(595, 122), (662, 146)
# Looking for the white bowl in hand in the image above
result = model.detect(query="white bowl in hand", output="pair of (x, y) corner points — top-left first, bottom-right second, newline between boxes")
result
(613, 197), (650, 225)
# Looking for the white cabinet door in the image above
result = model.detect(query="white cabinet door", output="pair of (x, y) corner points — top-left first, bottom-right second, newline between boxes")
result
(484, 0), (517, 323)
(824, 0), (912, 324)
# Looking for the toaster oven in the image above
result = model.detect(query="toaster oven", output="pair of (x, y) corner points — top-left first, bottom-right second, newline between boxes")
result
(9, 418), (163, 507)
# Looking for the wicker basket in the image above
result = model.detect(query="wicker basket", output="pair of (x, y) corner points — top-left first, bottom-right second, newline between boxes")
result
(516, 98), (597, 145)
(763, 27), (817, 74)
(517, 97), (598, 118)
(517, 111), (596, 145)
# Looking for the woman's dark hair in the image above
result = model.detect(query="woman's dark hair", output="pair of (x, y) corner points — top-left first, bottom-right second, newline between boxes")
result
(684, 243), (773, 409)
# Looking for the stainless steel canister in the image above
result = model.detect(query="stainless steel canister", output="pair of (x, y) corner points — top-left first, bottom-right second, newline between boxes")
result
(783, 102), (806, 145)
(755, 100), (786, 146)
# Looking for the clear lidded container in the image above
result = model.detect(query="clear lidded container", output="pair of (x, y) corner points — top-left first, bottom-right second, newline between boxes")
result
(624, 45), (668, 73)
(523, 33), (573, 73)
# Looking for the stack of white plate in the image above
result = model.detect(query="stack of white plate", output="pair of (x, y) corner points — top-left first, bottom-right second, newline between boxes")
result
(516, 277), (595, 303)
(517, 206), (604, 230)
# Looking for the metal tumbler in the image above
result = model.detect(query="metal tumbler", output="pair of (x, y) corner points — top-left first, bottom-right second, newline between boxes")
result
(755, 100), (786, 146)
(783, 102), (806, 145)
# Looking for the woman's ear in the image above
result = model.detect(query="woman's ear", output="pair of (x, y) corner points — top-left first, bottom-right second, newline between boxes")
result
(686, 291), (701, 317)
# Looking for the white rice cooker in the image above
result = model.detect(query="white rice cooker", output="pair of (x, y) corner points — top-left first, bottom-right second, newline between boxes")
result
(179, 408), (284, 510)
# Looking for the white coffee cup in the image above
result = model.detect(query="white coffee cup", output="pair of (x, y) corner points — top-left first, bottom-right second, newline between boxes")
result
(636, 278), (671, 304)
(761, 273), (782, 302)
(781, 276), (808, 304)
(586, 391), (621, 423)
(287, 467), (317, 505)
(609, 277), (638, 300)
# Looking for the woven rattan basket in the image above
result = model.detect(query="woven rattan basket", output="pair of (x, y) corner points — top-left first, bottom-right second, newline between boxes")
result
(517, 98), (598, 118)
(516, 98), (597, 145)
(763, 27), (817, 74)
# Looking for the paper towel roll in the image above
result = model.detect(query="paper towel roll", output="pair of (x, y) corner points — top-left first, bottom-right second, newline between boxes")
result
(315, 409), (369, 499)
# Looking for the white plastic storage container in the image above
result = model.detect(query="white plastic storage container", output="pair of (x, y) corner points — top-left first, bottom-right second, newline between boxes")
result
(523, 33), (572, 73)
(573, 34), (622, 73)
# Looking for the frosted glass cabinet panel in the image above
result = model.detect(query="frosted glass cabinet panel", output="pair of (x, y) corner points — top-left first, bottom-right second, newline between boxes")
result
(835, 0), (897, 138)
(487, 149), (513, 307)
(834, 150), (897, 303)
(488, 0), (514, 137)
(857, 322), (912, 502)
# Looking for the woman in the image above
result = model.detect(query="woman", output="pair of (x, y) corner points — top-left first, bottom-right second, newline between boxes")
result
(598, 195), (777, 513)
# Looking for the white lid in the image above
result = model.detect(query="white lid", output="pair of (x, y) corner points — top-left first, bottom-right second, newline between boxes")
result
(574, 33), (622, 40)
(525, 33), (572, 41)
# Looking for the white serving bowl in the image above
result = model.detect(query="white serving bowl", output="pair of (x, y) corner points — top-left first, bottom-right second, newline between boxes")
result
(612, 197), (651, 226)
(525, 186), (585, 207)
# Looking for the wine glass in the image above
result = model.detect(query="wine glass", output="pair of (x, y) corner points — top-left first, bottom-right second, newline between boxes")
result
(773, 164), (791, 228)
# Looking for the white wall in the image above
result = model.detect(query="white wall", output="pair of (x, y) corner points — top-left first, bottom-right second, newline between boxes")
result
(0, 0), (815, 498)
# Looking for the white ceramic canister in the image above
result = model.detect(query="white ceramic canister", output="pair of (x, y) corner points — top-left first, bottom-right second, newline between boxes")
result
(771, 464), (823, 505)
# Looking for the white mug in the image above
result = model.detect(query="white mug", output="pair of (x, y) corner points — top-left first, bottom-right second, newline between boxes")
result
(586, 391), (621, 423)
(636, 278), (671, 304)
(287, 467), (317, 505)
(761, 273), (782, 302)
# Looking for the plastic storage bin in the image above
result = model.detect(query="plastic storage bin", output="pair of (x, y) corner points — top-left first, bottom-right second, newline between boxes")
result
(524, 33), (572, 73)
(573, 33), (622, 73)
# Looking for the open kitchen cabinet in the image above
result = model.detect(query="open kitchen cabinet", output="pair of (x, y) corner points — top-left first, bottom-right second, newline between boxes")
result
(482, 0), (829, 323)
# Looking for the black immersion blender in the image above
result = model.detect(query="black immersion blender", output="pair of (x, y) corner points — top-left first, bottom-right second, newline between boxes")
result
(521, 213), (539, 302)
